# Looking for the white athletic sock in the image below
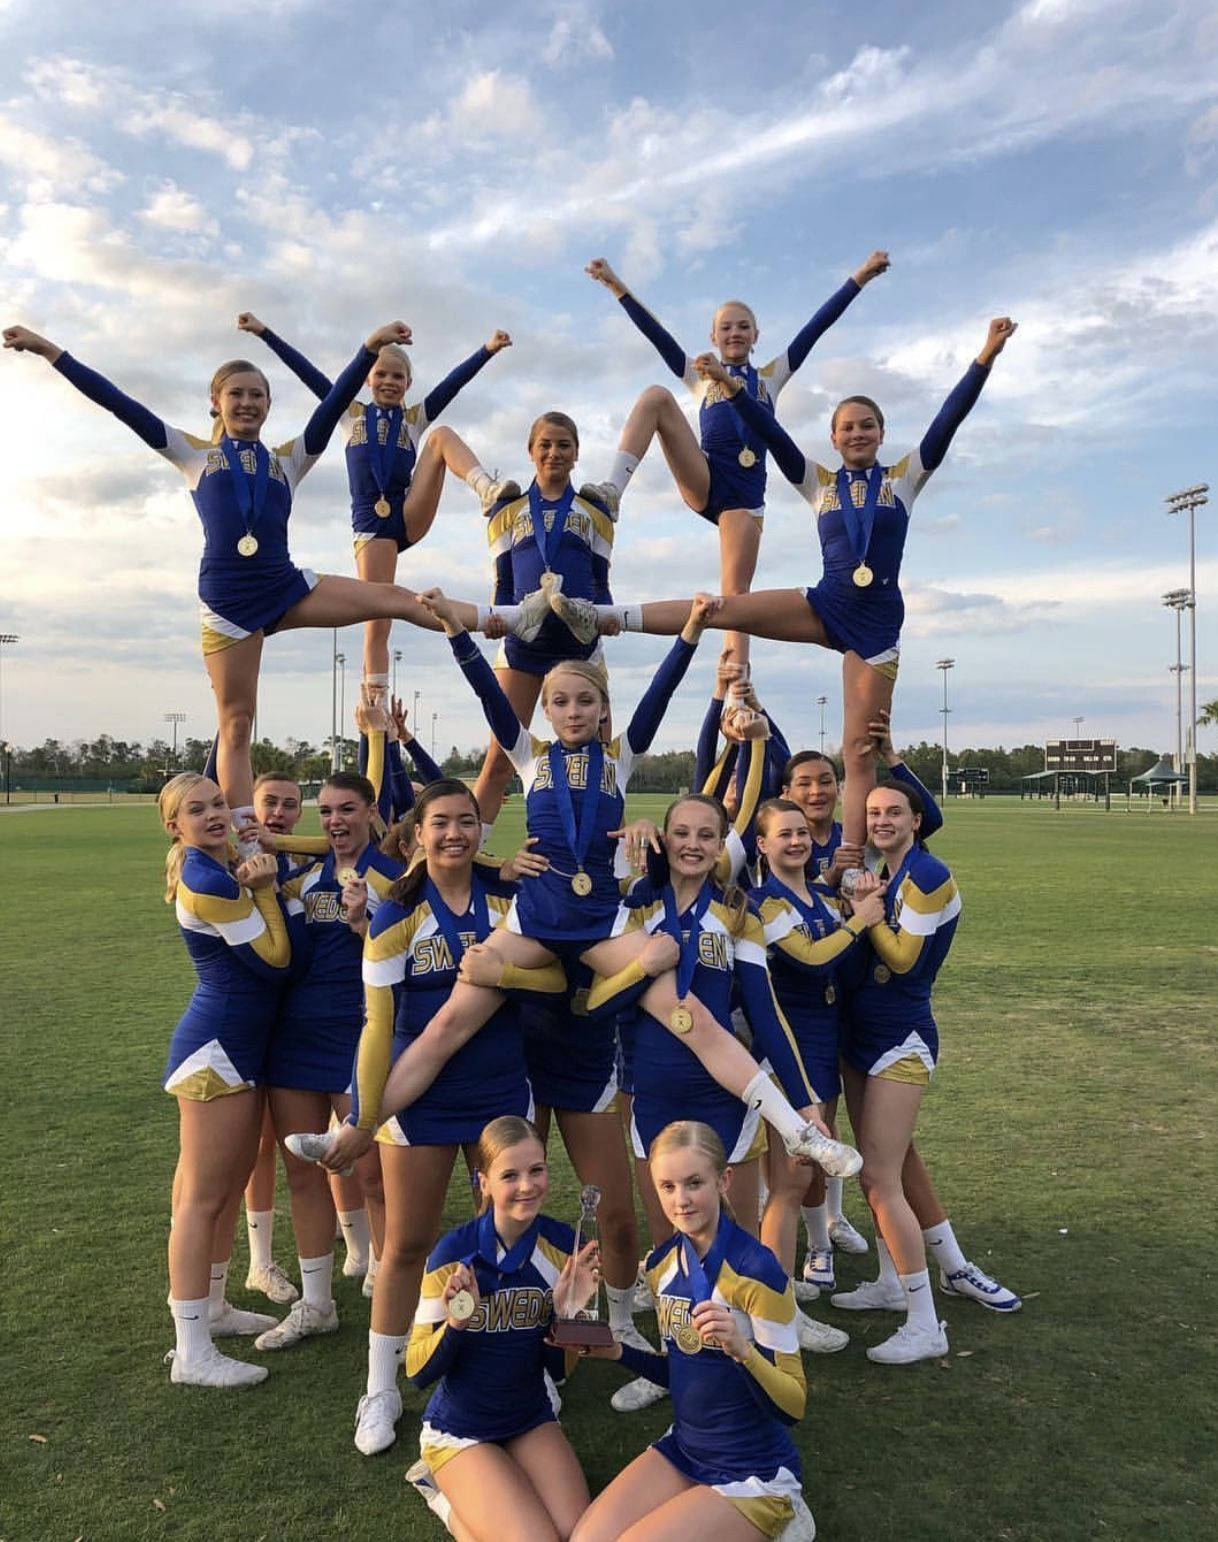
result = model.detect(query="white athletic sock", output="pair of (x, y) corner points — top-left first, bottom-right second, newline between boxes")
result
(246, 1210), (274, 1273)
(826, 1176), (845, 1221)
(171, 1296), (213, 1364)
(364, 671), (388, 689)
(208, 1260), (230, 1317)
(465, 464), (492, 498)
(299, 1252), (334, 1311)
(476, 603), (522, 632)
(338, 1209), (370, 1271)
(606, 1283), (633, 1333)
(593, 604), (645, 633)
(875, 1237), (900, 1288)
(923, 1219), (968, 1275)
(801, 1203), (831, 1252)
(608, 451), (639, 493)
(900, 1268), (938, 1331)
(742, 1072), (804, 1144)
(231, 806), (260, 858)
(366, 1250), (380, 1284)
(367, 1329), (407, 1397)
(480, 822), (494, 848)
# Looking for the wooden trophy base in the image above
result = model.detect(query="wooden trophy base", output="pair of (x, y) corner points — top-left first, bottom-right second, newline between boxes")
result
(549, 1317), (615, 1349)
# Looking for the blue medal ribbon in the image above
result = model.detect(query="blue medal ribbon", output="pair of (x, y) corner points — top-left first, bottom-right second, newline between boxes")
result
(834, 464), (883, 571)
(662, 881), (713, 999)
(470, 1208), (540, 1278)
(547, 739), (604, 875)
(423, 874), (490, 972)
(528, 481), (576, 573)
(364, 404), (403, 505)
(729, 363), (762, 460)
(220, 434), (270, 540)
(680, 1213), (730, 1307)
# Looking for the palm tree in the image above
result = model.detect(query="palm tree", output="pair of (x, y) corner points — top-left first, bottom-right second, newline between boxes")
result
(1199, 700), (1218, 730)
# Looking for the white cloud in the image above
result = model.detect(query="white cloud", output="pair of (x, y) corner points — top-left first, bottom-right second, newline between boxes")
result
(425, 71), (543, 146)
(139, 183), (218, 237)
(543, 3), (614, 65)
(0, 109), (120, 193)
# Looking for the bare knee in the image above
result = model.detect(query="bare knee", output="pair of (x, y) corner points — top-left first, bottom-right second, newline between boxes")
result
(381, 1229), (432, 1275)
(219, 706), (254, 752)
(638, 383), (677, 419)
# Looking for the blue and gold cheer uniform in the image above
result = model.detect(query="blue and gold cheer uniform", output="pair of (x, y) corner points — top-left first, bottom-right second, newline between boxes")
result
(163, 847), (292, 1098)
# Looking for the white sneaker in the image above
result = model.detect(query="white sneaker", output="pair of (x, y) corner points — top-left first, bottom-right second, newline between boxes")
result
(631, 1269), (655, 1314)
(939, 1263), (1022, 1312)
(166, 1346), (268, 1388)
(509, 581), (556, 645)
(245, 1262), (299, 1304)
(828, 1216), (870, 1255)
(793, 1278), (820, 1304)
(209, 1301), (278, 1337)
(578, 481), (621, 520)
(802, 1249), (836, 1291)
(406, 1457), (454, 1527)
(829, 1278), (905, 1312)
(783, 1124), (863, 1179)
(796, 1311), (849, 1354)
(778, 1493), (817, 1542)
(547, 583), (601, 645)
(354, 1387), (402, 1456)
(479, 475), (521, 513)
(544, 1368), (563, 1416)
(254, 1298), (339, 1351)
(866, 1318), (949, 1364)
(284, 1130), (353, 1177)
(611, 1372), (669, 1413)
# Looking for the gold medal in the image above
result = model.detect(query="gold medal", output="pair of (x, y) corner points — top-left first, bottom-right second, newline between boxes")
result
(571, 871), (593, 897)
(669, 1005), (694, 1034)
(675, 1323), (702, 1355)
(873, 964), (891, 984)
(336, 866), (359, 886)
(852, 563), (873, 588)
(738, 447), (757, 468)
(824, 984), (836, 1006)
(374, 497), (391, 518)
(237, 533), (259, 557)
(449, 1288), (475, 1322)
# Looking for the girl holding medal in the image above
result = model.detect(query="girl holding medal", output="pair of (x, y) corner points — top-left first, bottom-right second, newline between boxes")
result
(235, 312), (515, 716)
(574, 1120), (815, 1542)
(404, 1115), (598, 1541)
(296, 782), (564, 1458)
(361, 593), (852, 1175)
(583, 251), (889, 670)
(1, 323), (538, 831)
(157, 773), (293, 1389)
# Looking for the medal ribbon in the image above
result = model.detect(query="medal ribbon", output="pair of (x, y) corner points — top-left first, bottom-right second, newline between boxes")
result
(680, 1214), (730, 1305)
(528, 481), (576, 573)
(662, 881), (712, 1000)
(471, 1208), (539, 1278)
(220, 435), (270, 540)
(881, 846), (916, 927)
(834, 464), (883, 570)
(364, 404), (403, 503)
(547, 739), (604, 875)
(423, 874), (490, 971)
(729, 362), (761, 461)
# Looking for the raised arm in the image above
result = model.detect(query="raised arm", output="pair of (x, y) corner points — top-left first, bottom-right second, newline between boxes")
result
(624, 597), (711, 755)
(5, 327), (169, 450)
(237, 312), (333, 400)
(300, 321), (409, 457)
(781, 251), (888, 377)
(919, 317), (1016, 473)
(586, 258), (688, 380)
(420, 330), (511, 424)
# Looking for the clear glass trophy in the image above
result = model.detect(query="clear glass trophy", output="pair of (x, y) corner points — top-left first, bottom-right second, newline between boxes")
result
(550, 1184), (614, 1348)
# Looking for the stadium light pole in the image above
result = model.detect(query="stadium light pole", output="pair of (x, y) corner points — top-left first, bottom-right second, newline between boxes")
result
(816, 694), (828, 753)
(413, 689), (421, 740)
(431, 711), (438, 760)
(1165, 483), (1208, 814)
(0, 633), (18, 755)
(163, 711), (186, 773)
(330, 628), (340, 773)
(936, 658), (954, 803)
(336, 653), (347, 769)
(1163, 589), (1190, 804)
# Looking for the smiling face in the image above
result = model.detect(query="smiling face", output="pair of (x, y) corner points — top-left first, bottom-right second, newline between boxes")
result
(866, 785), (921, 856)
(710, 301), (758, 365)
(528, 416), (578, 487)
(756, 807), (812, 877)
(542, 668), (607, 748)
(318, 782), (374, 859)
(254, 779), (302, 834)
(165, 777), (231, 856)
(212, 368), (271, 441)
(367, 346), (411, 408)
(480, 1137), (549, 1229)
(830, 397), (885, 469)
(419, 792), (480, 875)
(784, 758), (840, 831)
(663, 798), (725, 883)
(651, 1146), (726, 1244)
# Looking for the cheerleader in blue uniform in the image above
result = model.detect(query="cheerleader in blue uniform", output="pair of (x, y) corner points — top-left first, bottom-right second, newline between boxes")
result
(157, 774), (293, 1389)
(236, 311), (514, 716)
(2, 323), (535, 829)
(574, 1120), (815, 1542)
(301, 782), (564, 1458)
(584, 252), (889, 672)
(404, 1115), (596, 1540)
(369, 591), (851, 1173)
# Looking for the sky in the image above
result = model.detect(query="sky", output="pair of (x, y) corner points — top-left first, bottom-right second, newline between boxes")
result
(1, 0), (1216, 765)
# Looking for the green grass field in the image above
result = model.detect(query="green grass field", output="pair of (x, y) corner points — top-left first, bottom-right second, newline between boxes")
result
(2, 799), (1216, 1542)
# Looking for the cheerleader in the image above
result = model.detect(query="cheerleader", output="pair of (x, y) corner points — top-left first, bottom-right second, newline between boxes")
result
(584, 252), (889, 670)
(236, 312), (514, 715)
(366, 592), (853, 1174)
(404, 1115), (596, 1541)
(573, 1120), (815, 1542)
(1, 323), (541, 827)
(157, 774), (291, 1388)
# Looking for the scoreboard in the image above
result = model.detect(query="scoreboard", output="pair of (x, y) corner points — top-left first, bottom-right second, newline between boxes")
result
(1045, 739), (1117, 772)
